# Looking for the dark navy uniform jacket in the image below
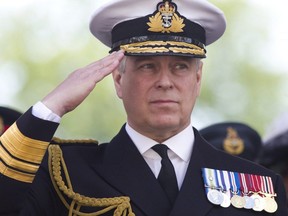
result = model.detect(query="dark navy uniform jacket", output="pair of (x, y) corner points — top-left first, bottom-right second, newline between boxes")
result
(0, 109), (287, 216)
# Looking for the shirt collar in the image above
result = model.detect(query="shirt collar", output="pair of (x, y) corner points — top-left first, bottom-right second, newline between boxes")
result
(125, 123), (194, 162)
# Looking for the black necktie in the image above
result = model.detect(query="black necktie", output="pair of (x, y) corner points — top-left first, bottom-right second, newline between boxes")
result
(152, 144), (178, 204)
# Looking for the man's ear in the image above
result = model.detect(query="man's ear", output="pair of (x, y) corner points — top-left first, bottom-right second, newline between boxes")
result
(196, 61), (203, 96)
(197, 61), (203, 82)
(112, 68), (123, 99)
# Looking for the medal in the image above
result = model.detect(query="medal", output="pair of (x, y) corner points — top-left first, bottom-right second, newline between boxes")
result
(216, 170), (231, 208)
(251, 193), (265, 211)
(220, 192), (231, 208)
(241, 173), (254, 209)
(228, 171), (245, 208)
(261, 176), (278, 213)
(243, 195), (255, 209)
(231, 194), (246, 208)
(202, 168), (223, 205)
(221, 170), (231, 208)
(250, 174), (266, 212)
(202, 168), (224, 205)
(263, 196), (278, 213)
(207, 189), (224, 205)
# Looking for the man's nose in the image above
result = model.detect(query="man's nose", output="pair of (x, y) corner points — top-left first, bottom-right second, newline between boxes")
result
(155, 70), (173, 90)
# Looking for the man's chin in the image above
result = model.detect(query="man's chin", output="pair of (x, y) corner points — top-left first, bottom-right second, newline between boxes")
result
(149, 119), (184, 133)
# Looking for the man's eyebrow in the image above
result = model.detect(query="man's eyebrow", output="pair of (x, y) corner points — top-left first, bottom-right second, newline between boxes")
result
(176, 56), (195, 62)
(132, 56), (193, 61)
(130, 56), (155, 64)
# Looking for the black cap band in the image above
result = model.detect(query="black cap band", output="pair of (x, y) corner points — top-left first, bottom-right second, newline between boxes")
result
(110, 1), (206, 57)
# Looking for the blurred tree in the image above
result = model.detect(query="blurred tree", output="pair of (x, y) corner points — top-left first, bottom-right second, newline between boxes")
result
(0, 0), (125, 141)
(194, 0), (288, 134)
(1, 0), (287, 141)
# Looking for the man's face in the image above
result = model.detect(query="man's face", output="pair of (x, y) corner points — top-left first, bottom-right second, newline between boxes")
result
(113, 55), (203, 142)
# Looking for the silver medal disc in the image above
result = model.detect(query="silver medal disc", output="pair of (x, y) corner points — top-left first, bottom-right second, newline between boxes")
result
(244, 195), (255, 209)
(220, 192), (231, 208)
(207, 189), (224, 205)
(251, 193), (265, 211)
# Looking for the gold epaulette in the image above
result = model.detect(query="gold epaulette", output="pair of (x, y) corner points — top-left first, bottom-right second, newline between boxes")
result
(48, 145), (135, 216)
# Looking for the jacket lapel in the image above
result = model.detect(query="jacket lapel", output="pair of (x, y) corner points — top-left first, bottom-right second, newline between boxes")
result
(92, 126), (219, 215)
(92, 125), (172, 216)
(170, 128), (214, 216)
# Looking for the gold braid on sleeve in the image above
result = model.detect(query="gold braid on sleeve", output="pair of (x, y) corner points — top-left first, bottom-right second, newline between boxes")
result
(0, 123), (49, 183)
(48, 145), (135, 216)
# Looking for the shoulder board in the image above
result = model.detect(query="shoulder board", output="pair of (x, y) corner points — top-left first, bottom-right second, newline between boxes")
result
(51, 137), (98, 145)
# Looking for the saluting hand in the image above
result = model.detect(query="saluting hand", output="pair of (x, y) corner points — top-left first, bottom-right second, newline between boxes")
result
(41, 50), (124, 117)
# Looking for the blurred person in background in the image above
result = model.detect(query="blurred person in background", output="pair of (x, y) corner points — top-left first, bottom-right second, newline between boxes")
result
(0, 106), (22, 135)
(199, 122), (262, 163)
(259, 112), (288, 206)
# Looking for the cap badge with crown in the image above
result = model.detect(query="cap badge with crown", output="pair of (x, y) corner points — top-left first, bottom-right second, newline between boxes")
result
(147, 0), (185, 33)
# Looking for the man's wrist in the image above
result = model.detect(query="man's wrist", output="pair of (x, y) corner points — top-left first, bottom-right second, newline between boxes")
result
(32, 101), (61, 123)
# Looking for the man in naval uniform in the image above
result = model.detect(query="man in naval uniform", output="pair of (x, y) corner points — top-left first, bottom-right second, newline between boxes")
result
(0, 0), (287, 215)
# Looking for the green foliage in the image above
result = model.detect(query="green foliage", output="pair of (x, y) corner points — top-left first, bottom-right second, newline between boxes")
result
(1, 0), (287, 140)
(196, 0), (288, 134)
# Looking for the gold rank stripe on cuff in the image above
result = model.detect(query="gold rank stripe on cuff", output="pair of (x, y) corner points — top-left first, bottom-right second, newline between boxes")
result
(1, 123), (49, 164)
(0, 145), (39, 173)
(0, 161), (35, 183)
(0, 123), (50, 183)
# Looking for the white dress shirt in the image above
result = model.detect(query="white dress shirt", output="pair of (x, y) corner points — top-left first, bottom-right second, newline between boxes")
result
(125, 123), (194, 189)
(32, 101), (61, 123)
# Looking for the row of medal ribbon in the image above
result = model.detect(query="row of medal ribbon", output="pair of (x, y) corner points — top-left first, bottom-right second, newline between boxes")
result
(202, 168), (278, 213)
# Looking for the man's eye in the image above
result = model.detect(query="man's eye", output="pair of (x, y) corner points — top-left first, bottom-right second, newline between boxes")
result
(174, 64), (188, 70)
(140, 64), (154, 69)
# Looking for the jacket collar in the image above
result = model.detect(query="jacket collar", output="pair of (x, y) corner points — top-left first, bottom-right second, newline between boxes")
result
(92, 125), (214, 216)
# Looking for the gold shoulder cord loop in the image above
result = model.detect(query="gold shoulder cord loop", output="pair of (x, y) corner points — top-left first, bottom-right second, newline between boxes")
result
(48, 145), (135, 216)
